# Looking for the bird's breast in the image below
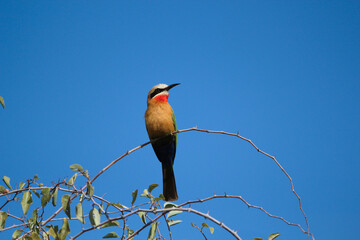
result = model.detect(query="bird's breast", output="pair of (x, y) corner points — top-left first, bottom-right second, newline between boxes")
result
(145, 103), (175, 139)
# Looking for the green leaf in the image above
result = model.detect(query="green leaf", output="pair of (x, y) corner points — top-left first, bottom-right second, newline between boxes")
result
(99, 202), (104, 214)
(69, 164), (83, 172)
(68, 173), (78, 187)
(0, 185), (5, 193)
(131, 189), (138, 205)
(12, 229), (22, 240)
(47, 225), (58, 239)
(138, 211), (146, 224)
(52, 187), (58, 206)
(127, 228), (134, 240)
(89, 208), (101, 227)
(148, 184), (159, 193)
(103, 232), (120, 238)
(87, 182), (94, 198)
(0, 211), (8, 229)
(164, 202), (177, 208)
(147, 222), (157, 240)
(61, 195), (71, 219)
(76, 203), (85, 224)
(126, 226), (134, 240)
(79, 193), (85, 203)
(41, 188), (51, 208)
(21, 191), (33, 215)
(0, 96), (4, 109)
(268, 233), (281, 240)
(42, 232), (50, 240)
(168, 220), (182, 226)
(30, 232), (42, 240)
(202, 222), (209, 228)
(254, 238), (263, 240)
(201, 222), (214, 234)
(2, 176), (12, 190)
(140, 189), (150, 198)
(166, 210), (182, 219)
(31, 209), (38, 223)
(59, 218), (70, 240)
(101, 220), (119, 228)
(34, 174), (39, 179)
(83, 170), (90, 179)
(19, 182), (26, 190)
(154, 193), (165, 201)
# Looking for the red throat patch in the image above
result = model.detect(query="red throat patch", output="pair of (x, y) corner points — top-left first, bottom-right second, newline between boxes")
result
(154, 94), (169, 102)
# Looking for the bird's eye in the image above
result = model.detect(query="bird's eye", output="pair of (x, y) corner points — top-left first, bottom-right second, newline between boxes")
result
(150, 88), (163, 99)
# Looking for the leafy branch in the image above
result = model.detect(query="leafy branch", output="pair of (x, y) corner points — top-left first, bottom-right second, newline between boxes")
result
(0, 127), (314, 239)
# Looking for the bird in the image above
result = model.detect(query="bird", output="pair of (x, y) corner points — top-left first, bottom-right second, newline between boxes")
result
(145, 83), (180, 201)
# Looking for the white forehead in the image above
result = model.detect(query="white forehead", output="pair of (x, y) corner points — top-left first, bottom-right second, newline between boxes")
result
(152, 83), (168, 89)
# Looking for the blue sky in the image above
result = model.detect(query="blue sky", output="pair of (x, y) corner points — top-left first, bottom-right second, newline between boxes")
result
(1, 1), (360, 239)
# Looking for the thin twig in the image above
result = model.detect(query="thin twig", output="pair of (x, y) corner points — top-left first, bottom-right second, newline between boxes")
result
(177, 194), (313, 239)
(192, 223), (208, 240)
(163, 214), (173, 240)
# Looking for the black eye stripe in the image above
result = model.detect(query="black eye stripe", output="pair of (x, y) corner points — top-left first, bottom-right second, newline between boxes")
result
(150, 88), (166, 99)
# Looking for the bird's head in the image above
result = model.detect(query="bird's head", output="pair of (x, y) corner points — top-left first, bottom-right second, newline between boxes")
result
(147, 83), (180, 104)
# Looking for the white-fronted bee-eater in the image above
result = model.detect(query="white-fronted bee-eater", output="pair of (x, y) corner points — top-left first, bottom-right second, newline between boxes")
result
(145, 83), (180, 201)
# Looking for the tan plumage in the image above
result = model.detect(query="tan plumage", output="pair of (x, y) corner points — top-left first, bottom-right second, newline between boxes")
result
(145, 100), (175, 138)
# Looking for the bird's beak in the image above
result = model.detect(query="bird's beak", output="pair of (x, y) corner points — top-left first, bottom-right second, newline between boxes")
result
(166, 83), (181, 91)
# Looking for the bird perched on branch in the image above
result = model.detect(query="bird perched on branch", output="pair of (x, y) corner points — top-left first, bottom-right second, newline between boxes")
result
(145, 83), (180, 201)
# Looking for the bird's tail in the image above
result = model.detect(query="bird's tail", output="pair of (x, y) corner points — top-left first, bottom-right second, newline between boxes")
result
(162, 163), (178, 201)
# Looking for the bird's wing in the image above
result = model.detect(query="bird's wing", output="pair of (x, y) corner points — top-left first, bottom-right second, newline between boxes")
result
(172, 110), (177, 144)
(172, 110), (177, 164)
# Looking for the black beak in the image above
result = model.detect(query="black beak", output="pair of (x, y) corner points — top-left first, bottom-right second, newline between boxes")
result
(166, 83), (181, 91)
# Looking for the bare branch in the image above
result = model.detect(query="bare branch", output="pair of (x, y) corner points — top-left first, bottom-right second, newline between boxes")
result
(174, 127), (311, 234)
(178, 194), (314, 239)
